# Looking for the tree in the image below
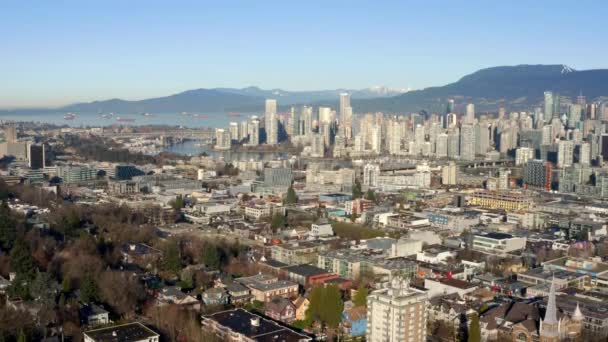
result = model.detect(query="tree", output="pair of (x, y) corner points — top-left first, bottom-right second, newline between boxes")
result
(29, 271), (58, 306)
(10, 239), (35, 279)
(468, 313), (481, 342)
(308, 285), (344, 329)
(270, 213), (286, 231)
(170, 195), (185, 212)
(353, 285), (368, 307)
(201, 244), (220, 270)
(80, 272), (100, 303)
(17, 330), (26, 342)
(99, 271), (145, 317)
(283, 185), (298, 205)
(0, 202), (17, 251)
(364, 189), (376, 202)
(162, 243), (182, 276)
(352, 179), (363, 199)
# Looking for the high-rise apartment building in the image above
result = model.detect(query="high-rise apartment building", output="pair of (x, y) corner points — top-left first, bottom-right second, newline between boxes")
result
(4, 125), (17, 143)
(515, 147), (535, 165)
(441, 161), (458, 185)
(558, 140), (574, 168)
(249, 118), (260, 146)
(544, 91), (554, 123)
(214, 128), (231, 150)
(339, 93), (350, 122)
(523, 159), (552, 190)
(27, 143), (45, 170)
(465, 103), (475, 124)
(363, 163), (380, 187)
(459, 124), (476, 161)
(265, 99), (278, 145)
(367, 277), (428, 342)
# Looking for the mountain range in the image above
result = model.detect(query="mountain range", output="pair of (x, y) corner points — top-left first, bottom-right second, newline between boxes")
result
(4, 64), (608, 115)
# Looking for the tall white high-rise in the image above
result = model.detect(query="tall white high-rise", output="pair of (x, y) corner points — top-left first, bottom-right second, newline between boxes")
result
(239, 121), (249, 141)
(447, 128), (460, 159)
(249, 118), (260, 146)
(228, 122), (239, 142)
(371, 125), (382, 153)
(265, 99), (278, 145)
(387, 119), (402, 154)
(542, 125), (553, 145)
(435, 132), (448, 158)
(465, 103), (475, 124)
(515, 147), (534, 165)
(442, 161), (458, 185)
(363, 163), (380, 187)
(459, 124), (476, 161)
(318, 107), (333, 124)
(339, 93), (350, 122)
(301, 106), (313, 135)
(367, 277), (427, 342)
(544, 91), (554, 123)
(558, 140), (574, 168)
(214, 128), (231, 150)
(580, 142), (591, 166)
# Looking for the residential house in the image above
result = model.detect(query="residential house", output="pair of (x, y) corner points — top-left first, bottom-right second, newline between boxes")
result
(342, 306), (367, 337)
(236, 274), (299, 303)
(202, 287), (230, 306)
(157, 286), (200, 310)
(293, 296), (309, 321)
(79, 303), (110, 327)
(264, 297), (296, 323)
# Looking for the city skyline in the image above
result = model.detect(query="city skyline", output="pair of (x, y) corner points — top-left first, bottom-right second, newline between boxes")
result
(3, 0), (608, 108)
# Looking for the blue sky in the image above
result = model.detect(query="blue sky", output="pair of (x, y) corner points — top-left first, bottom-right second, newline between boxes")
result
(2, 0), (607, 108)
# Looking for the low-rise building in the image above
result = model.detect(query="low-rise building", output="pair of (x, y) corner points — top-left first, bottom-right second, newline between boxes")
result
(202, 308), (312, 341)
(235, 274), (299, 303)
(472, 232), (527, 254)
(84, 322), (159, 342)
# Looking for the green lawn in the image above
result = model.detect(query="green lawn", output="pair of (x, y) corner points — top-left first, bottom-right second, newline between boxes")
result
(331, 221), (386, 240)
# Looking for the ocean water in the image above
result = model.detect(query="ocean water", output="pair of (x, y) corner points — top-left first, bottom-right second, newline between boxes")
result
(0, 111), (258, 129)
(165, 140), (286, 161)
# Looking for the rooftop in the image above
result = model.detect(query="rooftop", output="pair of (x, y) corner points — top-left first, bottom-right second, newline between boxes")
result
(84, 322), (158, 342)
(203, 308), (311, 341)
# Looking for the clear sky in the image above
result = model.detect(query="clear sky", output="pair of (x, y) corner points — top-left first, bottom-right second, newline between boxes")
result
(2, 0), (607, 108)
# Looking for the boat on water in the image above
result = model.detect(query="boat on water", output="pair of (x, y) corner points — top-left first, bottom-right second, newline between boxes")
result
(192, 114), (209, 118)
(64, 112), (76, 120)
(116, 117), (136, 123)
(227, 112), (242, 117)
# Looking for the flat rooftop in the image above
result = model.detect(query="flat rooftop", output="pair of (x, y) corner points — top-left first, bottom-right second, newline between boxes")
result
(84, 322), (158, 342)
(204, 308), (311, 341)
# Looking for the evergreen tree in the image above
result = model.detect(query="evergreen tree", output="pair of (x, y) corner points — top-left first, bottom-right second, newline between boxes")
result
(352, 179), (363, 199)
(270, 213), (286, 231)
(80, 272), (100, 303)
(201, 244), (220, 269)
(30, 271), (58, 306)
(364, 189), (376, 202)
(10, 239), (35, 279)
(308, 285), (344, 329)
(468, 313), (481, 342)
(0, 201), (17, 251)
(163, 243), (182, 275)
(353, 285), (368, 307)
(284, 185), (298, 204)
